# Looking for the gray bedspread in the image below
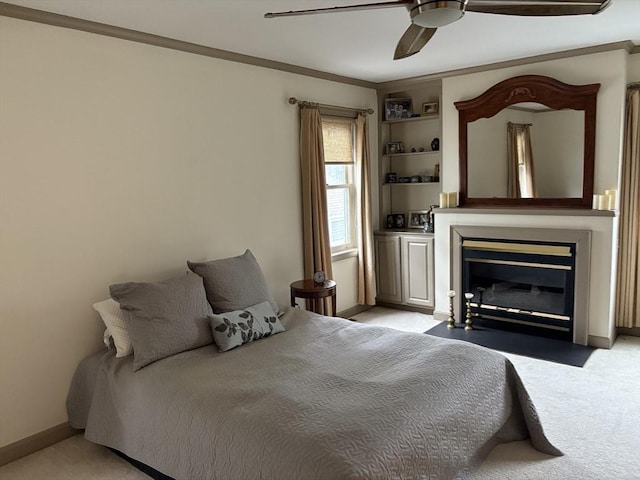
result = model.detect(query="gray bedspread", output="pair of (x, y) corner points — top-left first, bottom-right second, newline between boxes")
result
(68, 308), (560, 479)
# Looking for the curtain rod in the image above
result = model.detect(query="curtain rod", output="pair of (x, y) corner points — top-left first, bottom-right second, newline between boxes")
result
(288, 97), (374, 115)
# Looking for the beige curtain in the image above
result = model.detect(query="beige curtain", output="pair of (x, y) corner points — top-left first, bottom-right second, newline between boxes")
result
(355, 114), (376, 305)
(507, 122), (536, 198)
(615, 85), (640, 328)
(299, 106), (333, 312)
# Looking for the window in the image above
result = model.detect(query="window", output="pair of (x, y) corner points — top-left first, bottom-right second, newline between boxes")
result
(321, 116), (357, 255)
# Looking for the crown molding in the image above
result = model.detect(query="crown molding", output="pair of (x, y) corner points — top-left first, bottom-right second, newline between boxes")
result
(0, 2), (377, 90)
(376, 41), (637, 92)
(1, 2), (635, 94)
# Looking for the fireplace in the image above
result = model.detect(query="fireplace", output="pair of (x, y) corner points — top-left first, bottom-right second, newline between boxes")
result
(451, 226), (592, 345)
(462, 239), (575, 341)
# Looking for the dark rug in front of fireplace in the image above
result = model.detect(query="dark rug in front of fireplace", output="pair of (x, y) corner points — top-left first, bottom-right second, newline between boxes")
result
(425, 322), (595, 367)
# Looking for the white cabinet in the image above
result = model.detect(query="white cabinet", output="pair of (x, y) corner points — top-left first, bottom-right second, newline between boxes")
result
(401, 235), (434, 308)
(375, 232), (434, 309)
(374, 234), (402, 303)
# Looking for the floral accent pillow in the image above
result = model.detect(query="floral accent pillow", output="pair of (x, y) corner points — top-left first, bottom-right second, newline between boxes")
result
(208, 301), (285, 352)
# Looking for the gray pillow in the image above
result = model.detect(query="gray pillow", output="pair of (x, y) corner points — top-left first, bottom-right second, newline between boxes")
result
(209, 301), (285, 352)
(187, 249), (280, 315)
(109, 272), (213, 371)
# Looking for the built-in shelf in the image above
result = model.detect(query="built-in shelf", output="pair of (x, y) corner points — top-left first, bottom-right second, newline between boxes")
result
(383, 151), (440, 158)
(378, 81), (442, 232)
(383, 182), (440, 187)
(383, 115), (439, 125)
(375, 229), (435, 237)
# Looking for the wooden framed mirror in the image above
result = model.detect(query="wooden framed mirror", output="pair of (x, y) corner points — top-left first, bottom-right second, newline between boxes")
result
(455, 75), (600, 208)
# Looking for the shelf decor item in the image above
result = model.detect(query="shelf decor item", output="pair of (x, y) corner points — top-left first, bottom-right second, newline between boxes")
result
(386, 142), (404, 154)
(384, 98), (413, 121)
(430, 137), (440, 151)
(385, 172), (397, 184)
(386, 215), (395, 229)
(408, 210), (430, 229)
(393, 214), (405, 228)
(422, 102), (439, 116)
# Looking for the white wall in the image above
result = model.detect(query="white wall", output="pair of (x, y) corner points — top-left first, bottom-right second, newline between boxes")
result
(0, 17), (377, 447)
(435, 49), (629, 343)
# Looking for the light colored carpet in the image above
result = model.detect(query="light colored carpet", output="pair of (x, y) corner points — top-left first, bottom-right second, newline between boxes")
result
(2, 306), (638, 479)
(475, 334), (640, 479)
(0, 434), (150, 479)
(351, 305), (440, 333)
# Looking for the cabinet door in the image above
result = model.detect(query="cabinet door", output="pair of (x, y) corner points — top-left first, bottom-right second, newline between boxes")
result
(401, 236), (434, 308)
(375, 235), (402, 303)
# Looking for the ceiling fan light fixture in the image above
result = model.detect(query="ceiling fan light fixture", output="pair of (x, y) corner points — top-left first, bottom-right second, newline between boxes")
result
(410, 0), (466, 28)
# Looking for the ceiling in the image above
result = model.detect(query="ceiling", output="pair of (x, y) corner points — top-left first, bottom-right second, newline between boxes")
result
(3, 0), (639, 83)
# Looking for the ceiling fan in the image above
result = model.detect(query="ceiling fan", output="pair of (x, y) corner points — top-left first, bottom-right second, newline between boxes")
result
(265, 0), (611, 60)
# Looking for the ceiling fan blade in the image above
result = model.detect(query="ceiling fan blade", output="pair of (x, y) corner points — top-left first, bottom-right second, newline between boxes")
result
(466, 0), (610, 16)
(265, 0), (412, 18)
(394, 24), (437, 60)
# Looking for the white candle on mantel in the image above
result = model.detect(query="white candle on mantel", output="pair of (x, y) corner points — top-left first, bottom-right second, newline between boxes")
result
(598, 195), (608, 210)
(448, 192), (458, 207)
(447, 290), (456, 298)
(439, 192), (449, 208)
(593, 194), (606, 210)
(605, 189), (617, 210)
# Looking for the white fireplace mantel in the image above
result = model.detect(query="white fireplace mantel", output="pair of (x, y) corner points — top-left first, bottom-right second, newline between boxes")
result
(433, 209), (617, 348)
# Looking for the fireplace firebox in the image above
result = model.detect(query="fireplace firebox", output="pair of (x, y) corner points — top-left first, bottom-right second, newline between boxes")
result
(451, 226), (591, 346)
(462, 239), (575, 341)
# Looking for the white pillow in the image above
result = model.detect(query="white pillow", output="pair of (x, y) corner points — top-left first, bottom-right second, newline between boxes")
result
(102, 328), (111, 349)
(93, 298), (133, 358)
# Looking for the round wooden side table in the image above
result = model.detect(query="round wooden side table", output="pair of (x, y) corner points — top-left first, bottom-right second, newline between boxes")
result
(290, 279), (337, 317)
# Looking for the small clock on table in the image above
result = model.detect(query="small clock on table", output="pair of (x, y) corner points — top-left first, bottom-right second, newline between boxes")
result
(313, 271), (326, 285)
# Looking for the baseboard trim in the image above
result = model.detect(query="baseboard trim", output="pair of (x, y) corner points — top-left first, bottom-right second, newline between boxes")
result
(433, 310), (449, 322)
(0, 422), (80, 466)
(374, 301), (434, 315)
(617, 327), (640, 337)
(338, 304), (373, 319)
(587, 335), (613, 349)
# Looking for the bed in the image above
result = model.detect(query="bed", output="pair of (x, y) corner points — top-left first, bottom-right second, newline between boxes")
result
(68, 305), (560, 480)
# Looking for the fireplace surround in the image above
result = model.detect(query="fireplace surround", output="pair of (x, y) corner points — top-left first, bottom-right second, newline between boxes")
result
(451, 226), (591, 345)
